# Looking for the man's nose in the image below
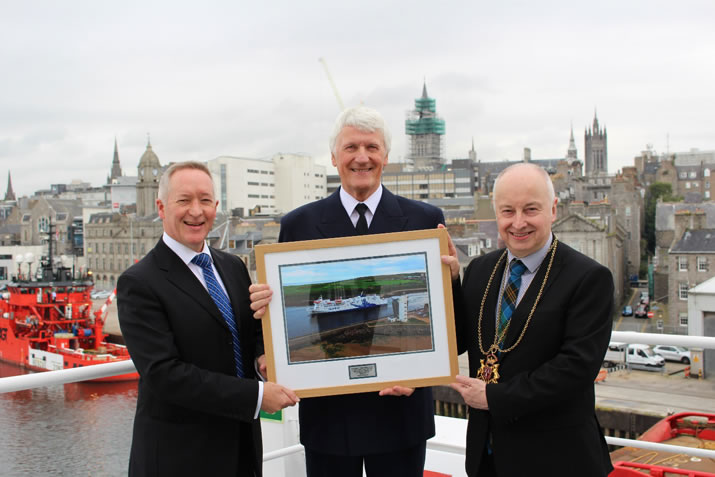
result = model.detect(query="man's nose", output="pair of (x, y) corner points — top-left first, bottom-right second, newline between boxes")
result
(513, 211), (527, 228)
(188, 199), (202, 214)
(355, 146), (370, 160)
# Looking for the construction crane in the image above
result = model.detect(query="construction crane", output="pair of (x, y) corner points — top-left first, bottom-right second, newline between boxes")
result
(318, 57), (345, 111)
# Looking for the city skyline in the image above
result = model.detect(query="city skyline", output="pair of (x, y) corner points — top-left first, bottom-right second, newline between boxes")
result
(2, 1), (714, 197)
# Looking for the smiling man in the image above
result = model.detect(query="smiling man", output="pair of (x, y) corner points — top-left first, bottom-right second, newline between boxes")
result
(250, 106), (444, 477)
(117, 161), (298, 477)
(443, 162), (614, 476)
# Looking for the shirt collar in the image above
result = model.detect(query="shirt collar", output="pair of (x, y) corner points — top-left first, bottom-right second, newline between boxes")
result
(507, 233), (554, 273)
(162, 232), (212, 266)
(339, 184), (383, 216)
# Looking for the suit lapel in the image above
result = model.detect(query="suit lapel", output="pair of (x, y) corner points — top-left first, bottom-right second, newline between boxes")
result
(369, 188), (409, 233)
(502, 241), (564, 352)
(155, 239), (229, 331)
(316, 186), (411, 237)
(316, 190), (357, 238)
(481, 252), (507, 355)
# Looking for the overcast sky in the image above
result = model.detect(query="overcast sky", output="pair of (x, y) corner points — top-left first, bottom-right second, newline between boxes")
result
(2, 1), (714, 197)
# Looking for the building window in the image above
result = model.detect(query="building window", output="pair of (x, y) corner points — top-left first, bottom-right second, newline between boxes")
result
(679, 172), (687, 179)
(625, 206), (631, 217)
(697, 256), (708, 272)
(690, 171), (697, 179)
(707, 191), (711, 199)
(679, 313), (688, 327)
(679, 282), (689, 300)
(705, 168), (711, 177)
(685, 182), (691, 189)
(678, 256), (688, 271)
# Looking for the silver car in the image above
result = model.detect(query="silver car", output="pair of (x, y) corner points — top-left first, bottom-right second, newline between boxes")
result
(652, 345), (691, 364)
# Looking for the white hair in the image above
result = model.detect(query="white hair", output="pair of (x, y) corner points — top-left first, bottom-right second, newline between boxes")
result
(328, 106), (391, 155)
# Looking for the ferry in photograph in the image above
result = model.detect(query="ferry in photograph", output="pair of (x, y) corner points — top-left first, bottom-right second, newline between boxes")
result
(311, 292), (390, 315)
(0, 250), (138, 382)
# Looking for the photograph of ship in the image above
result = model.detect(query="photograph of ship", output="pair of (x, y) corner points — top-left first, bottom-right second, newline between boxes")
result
(278, 252), (435, 364)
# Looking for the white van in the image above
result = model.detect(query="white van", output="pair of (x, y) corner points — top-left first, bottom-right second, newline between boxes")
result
(603, 342), (665, 371)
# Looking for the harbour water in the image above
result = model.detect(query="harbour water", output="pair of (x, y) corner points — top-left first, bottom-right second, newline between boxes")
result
(0, 361), (136, 476)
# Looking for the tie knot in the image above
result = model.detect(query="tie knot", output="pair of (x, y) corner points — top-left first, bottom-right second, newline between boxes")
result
(510, 260), (527, 278)
(191, 253), (212, 270)
(355, 203), (368, 217)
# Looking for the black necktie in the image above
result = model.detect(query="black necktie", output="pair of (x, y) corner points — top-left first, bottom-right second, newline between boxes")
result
(355, 203), (369, 235)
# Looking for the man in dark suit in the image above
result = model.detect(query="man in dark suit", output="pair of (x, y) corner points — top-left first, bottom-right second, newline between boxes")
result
(118, 161), (298, 477)
(250, 106), (444, 476)
(442, 162), (613, 476)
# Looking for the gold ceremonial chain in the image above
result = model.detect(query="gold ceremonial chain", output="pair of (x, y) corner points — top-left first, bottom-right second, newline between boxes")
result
(476, 240), (559, 384)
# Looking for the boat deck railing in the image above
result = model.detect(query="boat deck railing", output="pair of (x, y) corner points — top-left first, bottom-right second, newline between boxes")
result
(2, 331), (715, 470)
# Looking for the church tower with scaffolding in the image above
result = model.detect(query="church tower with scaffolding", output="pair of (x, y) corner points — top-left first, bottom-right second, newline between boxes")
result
(405, 82), (445, 170)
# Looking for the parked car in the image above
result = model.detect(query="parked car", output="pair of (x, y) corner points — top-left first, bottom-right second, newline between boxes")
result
(621, 305), (633, 316)
(603, 342), (665, 370)
(634, 304), (648, 318)
(91, 289), (113, 300)
(653, 345), (691, 364)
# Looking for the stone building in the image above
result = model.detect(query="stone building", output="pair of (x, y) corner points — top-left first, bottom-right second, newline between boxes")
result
(653, 204), (715, 302)
(553, 205), (627, 306)
(136, 140), (162, 217)
(668, 228), (715, 332)
(85, 140), (163, 289)
(84, 212), (162, 287)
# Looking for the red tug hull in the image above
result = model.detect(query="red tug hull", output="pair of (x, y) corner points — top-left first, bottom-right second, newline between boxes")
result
(0, 278), (138, 382)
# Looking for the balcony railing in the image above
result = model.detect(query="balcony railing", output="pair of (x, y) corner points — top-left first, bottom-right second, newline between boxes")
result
(2, 331), (714, 466)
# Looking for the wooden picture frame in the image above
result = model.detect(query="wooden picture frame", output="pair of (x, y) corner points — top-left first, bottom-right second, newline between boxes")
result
(255, 228), (458, 398)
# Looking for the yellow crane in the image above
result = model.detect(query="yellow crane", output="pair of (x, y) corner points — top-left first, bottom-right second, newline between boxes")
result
(318, 57), (345, 111)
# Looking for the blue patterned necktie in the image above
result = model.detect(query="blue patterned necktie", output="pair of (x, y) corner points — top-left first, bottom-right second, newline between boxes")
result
(191, 253), (244, 377)
(498, 259), (527, 346)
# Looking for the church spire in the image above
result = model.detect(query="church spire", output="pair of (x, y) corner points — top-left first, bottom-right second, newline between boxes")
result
(4, 171), (16, 201)
(109, 137), (123, 183)
(421, 79), (429, 99)
(567, 123), (578, 160)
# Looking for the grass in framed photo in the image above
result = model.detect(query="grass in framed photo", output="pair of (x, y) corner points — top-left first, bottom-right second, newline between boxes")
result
(280, 252), (434, 363)
(255, 228), (458, 398)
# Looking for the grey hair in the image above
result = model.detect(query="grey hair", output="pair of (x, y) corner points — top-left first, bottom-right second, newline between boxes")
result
(157, 161), (214, 203)
(492, 162), (556, 210)
(328, 106), (392, 156)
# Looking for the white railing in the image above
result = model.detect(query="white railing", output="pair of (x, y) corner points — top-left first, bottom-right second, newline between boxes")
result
(610, 330), (715, 348)
(1, 331), (714, 464)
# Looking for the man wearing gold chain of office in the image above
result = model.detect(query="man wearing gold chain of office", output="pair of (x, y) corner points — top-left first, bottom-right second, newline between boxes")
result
(442, 162), (614, 477)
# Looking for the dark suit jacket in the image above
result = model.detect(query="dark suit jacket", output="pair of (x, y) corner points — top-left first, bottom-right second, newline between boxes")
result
(454, 240), (613, 476)
(117, 239), (264, 477)
(279, 187), (443, 456)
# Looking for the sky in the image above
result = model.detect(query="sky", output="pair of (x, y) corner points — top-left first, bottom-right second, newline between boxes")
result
(1, 1), (714, 198)
(281, 254), (426, 287)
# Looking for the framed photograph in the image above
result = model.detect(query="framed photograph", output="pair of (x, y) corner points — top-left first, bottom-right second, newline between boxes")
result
(255, 228), (458, 398)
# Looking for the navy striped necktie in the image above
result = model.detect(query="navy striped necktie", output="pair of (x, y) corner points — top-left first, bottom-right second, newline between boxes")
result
(191, 253), (244, 377)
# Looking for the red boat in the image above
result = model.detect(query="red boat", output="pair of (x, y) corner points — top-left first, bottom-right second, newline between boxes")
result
(0, 259), (138, 382)
(610, 412), (715, 476)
